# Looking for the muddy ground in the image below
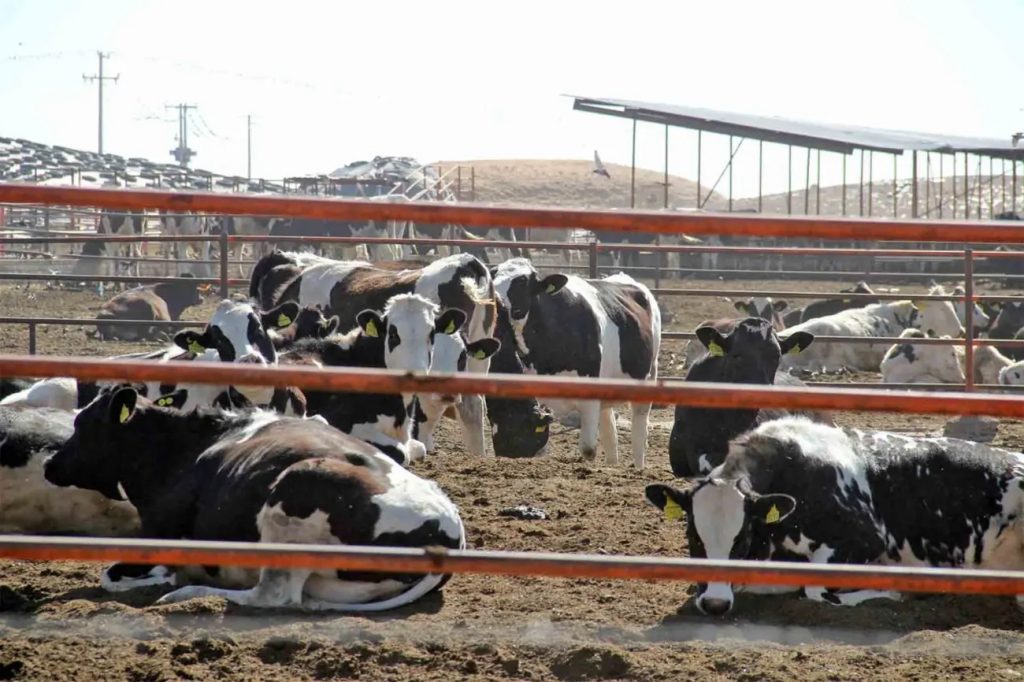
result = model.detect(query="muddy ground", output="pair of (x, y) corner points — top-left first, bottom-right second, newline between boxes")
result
(2, 277), (1024, 681)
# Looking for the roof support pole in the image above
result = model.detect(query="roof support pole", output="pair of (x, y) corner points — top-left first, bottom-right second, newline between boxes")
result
(816, 149), (821, 215)
(728, 135), (734, 212)
(1014, 161), (1019, 214)
(1002, 159), (1007, 214)
(977, 155), (983, 220)
(787, 145), (793, 215)
(696, 130), (702, 209)
(893, 154), (898, 219)
(912, 151), (919, 219)
(758, 140), (764, 213)
(858, 149), (864, 217)
(964, 153), (970, 220)
(804, 147), (811, 215)
(841, 152), (847, 216)
(630, 116), (637, 209)
(868, 151), (874, 217)
(938, 154), (944, 219)
(663, 124), (669, 209)
(989, 156), (994, 219)
(951, 154), (956, 219)
(924, 153), (930, 218)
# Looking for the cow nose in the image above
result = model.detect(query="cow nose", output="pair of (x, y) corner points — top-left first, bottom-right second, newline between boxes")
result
(698, 597), (733, 616)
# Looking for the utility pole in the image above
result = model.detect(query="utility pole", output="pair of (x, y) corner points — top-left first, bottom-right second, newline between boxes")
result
(82, 52), (119, 154)
(247, 114), (252, 180)
(165, 103), (197, 167)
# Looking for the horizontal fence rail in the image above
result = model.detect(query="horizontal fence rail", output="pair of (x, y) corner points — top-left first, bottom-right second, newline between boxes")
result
(1, 535), (1023, 596)
(3, 355), (1024, 417)
(4, 183), (1024, 242)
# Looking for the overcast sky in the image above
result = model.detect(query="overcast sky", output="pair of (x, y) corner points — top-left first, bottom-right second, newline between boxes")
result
(1, 0), (1021, 198)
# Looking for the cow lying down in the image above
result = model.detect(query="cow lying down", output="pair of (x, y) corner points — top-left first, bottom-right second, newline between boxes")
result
(44, 387), (466, 611)
(647, 417), (1024, 616)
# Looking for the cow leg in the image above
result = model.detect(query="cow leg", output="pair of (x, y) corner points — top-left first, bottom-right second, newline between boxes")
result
(804, 586), (902, 606)
(599, 405), (618, 465)
(455, 393), (488, 457)
(631, 401), (652, 469)
(578, 400), (601, 460)
(156, 568), (310, 608)
(101, 563), (177, 592)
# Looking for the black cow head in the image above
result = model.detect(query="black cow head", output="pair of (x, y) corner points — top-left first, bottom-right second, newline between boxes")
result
(694, 318), (814, 384)
(174, 300), (299, 363)
(645, 478), (796, 616)
(292, 306), (340, 341)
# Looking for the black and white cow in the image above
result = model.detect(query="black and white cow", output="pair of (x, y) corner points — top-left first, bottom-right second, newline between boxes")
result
(669, 317), (817, 477)
(988, 301), (1024, 361)
(648, 416), (1024, 615)
(682, 297), (788, 366)
(0, 406), (140, 535)
(157, 210), (209, 260)
(44, 387), (465, 610)
(492, 259), (660, 468)
(799, 281), (878, 323)
(98, 208), (146, 277)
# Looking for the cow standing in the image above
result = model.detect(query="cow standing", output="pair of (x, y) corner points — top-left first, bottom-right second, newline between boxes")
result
(647, 417), (1024, 615)
(492, 259), (660, 468)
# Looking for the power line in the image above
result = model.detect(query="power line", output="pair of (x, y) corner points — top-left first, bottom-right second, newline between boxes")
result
(82, 52), (119, 154)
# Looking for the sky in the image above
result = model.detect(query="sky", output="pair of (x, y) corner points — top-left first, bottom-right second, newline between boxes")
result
(1, 0), (1021, 199)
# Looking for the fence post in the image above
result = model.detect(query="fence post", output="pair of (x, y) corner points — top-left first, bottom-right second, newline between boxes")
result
(219, 230), (230, 299)
(588, 241), (599, 279)
(964, 248), (974, 392)
(28, 323), (36, 355)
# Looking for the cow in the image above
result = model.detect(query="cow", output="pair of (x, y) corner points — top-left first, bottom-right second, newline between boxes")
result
(280, 294), (467, 464)
(780, 299), (963, 373)
(491, 259), (660, 468)
(799, 281), (878, 323)
(682, 297), (788, 367)
(94, 273), (205, 341)
(646, 416), (1024, 615)
(267, 218), (398, 262)
(209, 216), (282, 277)
(669, 317), (817, 477)
(987, 301), (1024, 360)
(931, 284), (989, 337)
(880, 329), (964, 385)
(43, 387), (465, 611)
(0, 406), (140, 535)
(157, 210), (208, 260)
(268, 305), (340, 350)
(98, 208), (146, 273)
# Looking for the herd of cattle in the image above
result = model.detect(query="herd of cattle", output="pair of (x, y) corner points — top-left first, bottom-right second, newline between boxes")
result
(5, 247), (1024, 617)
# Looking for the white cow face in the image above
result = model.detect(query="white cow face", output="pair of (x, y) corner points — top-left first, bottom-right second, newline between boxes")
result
(913, 299), (964, 338)
(645, 480), (796, 616)
(491, 258), (568, 330)
(356, 294), (466, 374)
(175, 299), (298, 365)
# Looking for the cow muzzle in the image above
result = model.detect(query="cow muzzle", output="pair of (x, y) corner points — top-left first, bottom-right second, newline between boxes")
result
(696, 582), (735, 616)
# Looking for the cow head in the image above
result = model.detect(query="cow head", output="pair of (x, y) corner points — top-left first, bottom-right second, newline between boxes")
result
(356, 294), (466, 375)
(490, 258), (568, 332)
(153, 273), (204, 317)
(991, 301), (1024, 340)
(694, 318), (814, 384)
(645, 478), (796, 616)
(291, 306), (341, 342)
(912, 295), (964, 338)
(933, 285), (989, 336)
(174, 299), (299, 365)
(733, 297), (787, 328)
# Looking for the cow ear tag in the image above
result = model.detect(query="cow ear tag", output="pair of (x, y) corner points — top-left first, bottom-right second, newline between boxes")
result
(156, 396), (172, 407)
(445, 319), (456, 334)
(545, 283), (557, 294)
(708, 341), (725, 357)
(534, 424), (546, 433)
(365, 320), (379, 338)
(118, 405), (131, 424)
(473, 349), (488, 360)
(188, 339), (205, 354)
(765, 504), (781, 524)
(664, 497), (685, 522)
(277, 313), (292, 328)
(787, 344), (802, 355)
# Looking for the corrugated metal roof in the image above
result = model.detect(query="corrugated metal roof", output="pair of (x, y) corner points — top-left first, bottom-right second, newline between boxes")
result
(568, 95), (1024, 159)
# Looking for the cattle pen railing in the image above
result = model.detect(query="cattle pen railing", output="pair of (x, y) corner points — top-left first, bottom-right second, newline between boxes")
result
(4, 182), (1024, 597)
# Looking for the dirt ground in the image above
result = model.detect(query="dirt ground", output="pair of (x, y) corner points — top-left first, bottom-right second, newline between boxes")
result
(3, 278), (1024, 681)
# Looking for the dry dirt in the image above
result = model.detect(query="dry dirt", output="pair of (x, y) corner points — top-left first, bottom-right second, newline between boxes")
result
(2, 279), (1024, 681)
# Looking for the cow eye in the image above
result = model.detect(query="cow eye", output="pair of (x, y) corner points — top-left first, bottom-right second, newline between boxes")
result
(388, 327), (400, 343)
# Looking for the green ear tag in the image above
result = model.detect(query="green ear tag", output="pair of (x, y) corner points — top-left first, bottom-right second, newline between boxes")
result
(277, 313), (292, 328)
(365, 320), (379, 338)
(188, 339), (204, 354)
(156, 397), (171, 407)
(765, 504), (781, 524)
(445, 319), (456, 334)
(534, 424), (547, 433)
(473, 349), (488, 360)
(708, 341), (724, 357)
(787, 344), (802, 355)
(119, 405), (130, 424)
(664, 497), (685, 522)
(545, 283), (556, 294)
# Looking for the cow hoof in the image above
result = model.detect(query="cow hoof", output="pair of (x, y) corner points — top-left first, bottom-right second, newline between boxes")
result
(156, 586), (207, 605)
(580, 446), (597, 461)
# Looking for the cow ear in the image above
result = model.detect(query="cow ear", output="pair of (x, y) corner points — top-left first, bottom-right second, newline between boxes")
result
(435, 309), (467, 335)
(357, 310), (384, 338)
(772, 300), (788, 312)
(780, 331), (814, 355)
(263, 301), (300, 329)
(174, 330), (209, 355)
(534, 274), (568, 296)
(733, 300), (748, 312)
(746, 493), (797, 526)
(321, 316), (341, 337)
(153, 389), (188, 410)
(109, 387), (138, 426)
(645, 484), (691, 523)
(466, 337), (501, 360)
(695, 326), (729, 357)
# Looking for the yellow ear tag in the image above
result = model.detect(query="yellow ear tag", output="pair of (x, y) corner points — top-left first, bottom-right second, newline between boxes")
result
(118, 405), (130, 424)
(546, 283), (557, 294)
(708, 341), (724, 357)
(664, 497), (685, 522)
(842, 298), (851, 303)
(365, 320), (379, 338)
(534, 424), (547, 433)
(188, 339), (204, 354)
(445, 319), (456, 334)
(473, 349), (488, 360)
(765, 504), (781, 524)
(156, 397), (172, 407)
(277, 313), (292, 328)
(787, 344), (802, 355)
